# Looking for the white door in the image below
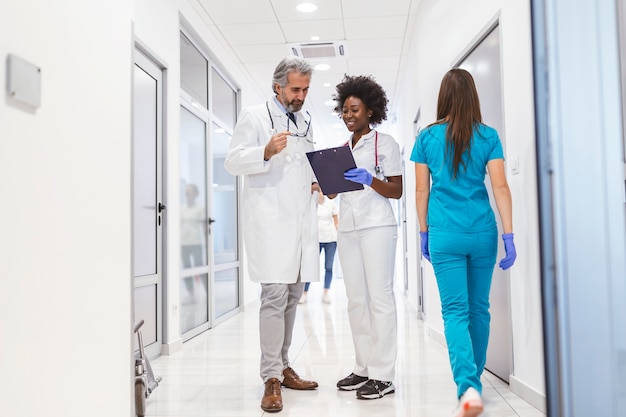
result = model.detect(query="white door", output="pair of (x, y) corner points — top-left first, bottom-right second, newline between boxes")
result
(179, 102), (211, 338)
(458, 23), (512, 382)
(132, 49), (164, 359)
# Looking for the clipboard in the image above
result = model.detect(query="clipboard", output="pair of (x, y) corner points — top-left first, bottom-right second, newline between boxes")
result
(306, 146), (364, 194)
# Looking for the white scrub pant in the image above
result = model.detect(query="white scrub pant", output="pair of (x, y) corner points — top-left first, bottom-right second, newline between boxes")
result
(259, 278), (304, 383)
(338, 225), (398, 382)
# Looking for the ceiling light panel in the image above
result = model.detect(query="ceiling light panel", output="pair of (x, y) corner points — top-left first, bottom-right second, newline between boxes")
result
(271, 0), (341, 20)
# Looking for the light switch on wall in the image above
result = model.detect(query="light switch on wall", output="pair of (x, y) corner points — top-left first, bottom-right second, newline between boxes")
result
(511, 156), (520, 175)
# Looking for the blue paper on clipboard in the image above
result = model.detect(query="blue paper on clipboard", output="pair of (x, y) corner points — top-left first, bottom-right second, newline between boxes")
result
(306, 146), (364, 195)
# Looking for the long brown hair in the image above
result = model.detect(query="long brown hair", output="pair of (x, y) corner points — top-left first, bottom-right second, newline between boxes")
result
(434, 68), (482, 179)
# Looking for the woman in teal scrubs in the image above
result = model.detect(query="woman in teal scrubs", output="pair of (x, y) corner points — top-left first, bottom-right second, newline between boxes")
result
(410, 68), (516, 417)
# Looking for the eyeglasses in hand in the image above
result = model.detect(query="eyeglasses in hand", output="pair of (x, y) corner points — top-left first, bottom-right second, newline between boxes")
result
(265, 101), (315, 143)
(287, 111), (314, 143)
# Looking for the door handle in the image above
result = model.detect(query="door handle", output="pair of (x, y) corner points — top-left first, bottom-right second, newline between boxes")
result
(158, 202), (167, 213)
(208, 218), (216, 225)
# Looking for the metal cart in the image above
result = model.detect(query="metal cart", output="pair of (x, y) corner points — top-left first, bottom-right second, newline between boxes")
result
(134, 320), (162, 417)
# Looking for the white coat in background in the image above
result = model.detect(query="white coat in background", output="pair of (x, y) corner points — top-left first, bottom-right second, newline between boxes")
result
(224, 97), (319, 284)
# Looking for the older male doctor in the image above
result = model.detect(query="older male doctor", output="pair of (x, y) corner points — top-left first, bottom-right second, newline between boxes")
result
(224, 57), (320, 413)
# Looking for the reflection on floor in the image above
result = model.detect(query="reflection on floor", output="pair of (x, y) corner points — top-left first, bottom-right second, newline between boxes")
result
(147, 279), (545, 417)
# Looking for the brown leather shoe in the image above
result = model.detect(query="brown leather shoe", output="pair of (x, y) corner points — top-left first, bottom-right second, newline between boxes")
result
(261, 378), (282, 412)
(282, 367), (318, 390)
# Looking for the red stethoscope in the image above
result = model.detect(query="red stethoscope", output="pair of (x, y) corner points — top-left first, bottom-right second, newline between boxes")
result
(346, 130), (382, 174)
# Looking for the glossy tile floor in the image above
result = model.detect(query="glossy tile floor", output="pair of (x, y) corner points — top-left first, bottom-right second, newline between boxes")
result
(146, 280), (545, 417)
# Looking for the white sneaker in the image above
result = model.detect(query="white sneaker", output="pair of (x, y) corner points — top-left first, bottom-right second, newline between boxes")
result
(452, 387), (483, 417)
(322, 293), (331, 304)
(298, 293), (307, 304)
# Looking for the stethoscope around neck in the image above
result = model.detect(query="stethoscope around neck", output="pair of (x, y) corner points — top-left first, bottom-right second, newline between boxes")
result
(265, 101), (314, 144)
(346, 130), (383, 174)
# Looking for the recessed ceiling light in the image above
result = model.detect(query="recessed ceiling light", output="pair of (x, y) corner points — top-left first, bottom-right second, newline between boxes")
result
(323, 82), (331, 87)
(296, 3), (318, 13)
(324, 99), (335, 106)
(315, 63), (330, 71)
(332, 123), (344, 129)
(311, 35), (320, 41)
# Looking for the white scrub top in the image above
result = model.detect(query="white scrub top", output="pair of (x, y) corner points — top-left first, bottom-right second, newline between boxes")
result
(338, 130), (402, 232)
(317, 196), (338, 243)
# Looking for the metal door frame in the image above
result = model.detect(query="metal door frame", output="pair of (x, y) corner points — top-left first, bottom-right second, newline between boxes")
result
(207, 63), (242, 326)
(179, 93), (213, 340)
(132, 45), (165, 360)
(412, 109), (425, 319)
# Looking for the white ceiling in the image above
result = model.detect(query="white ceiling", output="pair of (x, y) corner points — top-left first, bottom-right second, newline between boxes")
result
(193, 0), (422, 148)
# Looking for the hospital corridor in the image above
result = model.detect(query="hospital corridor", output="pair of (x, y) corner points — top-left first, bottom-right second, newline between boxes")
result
(1, 0), (625, 417)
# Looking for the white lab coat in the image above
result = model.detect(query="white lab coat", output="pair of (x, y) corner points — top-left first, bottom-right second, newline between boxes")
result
(224, 97), (319, 284)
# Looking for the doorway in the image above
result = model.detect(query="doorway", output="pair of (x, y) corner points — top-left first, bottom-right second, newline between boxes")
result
(132, 48), (165, 359)
(456, 20), (512, 382)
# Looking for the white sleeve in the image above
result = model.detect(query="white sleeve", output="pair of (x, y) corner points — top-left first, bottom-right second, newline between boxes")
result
(380, 134), (403, 177)
(224, 107), (271, 176)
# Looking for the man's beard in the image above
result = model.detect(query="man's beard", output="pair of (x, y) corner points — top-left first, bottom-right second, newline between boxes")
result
(282, 92), (303, 112)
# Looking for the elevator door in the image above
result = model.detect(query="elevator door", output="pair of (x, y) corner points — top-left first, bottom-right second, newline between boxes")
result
(132, 49), (164, 359)
(458, 23), (512, 382)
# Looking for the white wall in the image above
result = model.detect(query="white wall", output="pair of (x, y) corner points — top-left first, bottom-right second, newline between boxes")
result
(0, 1), (267, 415)
(394, 0), (545, 408)
(0, 1), (133, 416)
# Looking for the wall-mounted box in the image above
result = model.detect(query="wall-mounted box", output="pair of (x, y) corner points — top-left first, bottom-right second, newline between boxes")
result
(6, 54), (41, 108)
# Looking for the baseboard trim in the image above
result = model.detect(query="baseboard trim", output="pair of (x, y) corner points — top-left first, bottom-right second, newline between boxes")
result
(161, 338), (183, 355)
(426, 323), (447, 347)
(242, 298), (260, 311)
(509, 374), (546, 413)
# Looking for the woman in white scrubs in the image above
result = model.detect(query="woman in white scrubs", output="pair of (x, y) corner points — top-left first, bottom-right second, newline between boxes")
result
(331, 75), (403, 400)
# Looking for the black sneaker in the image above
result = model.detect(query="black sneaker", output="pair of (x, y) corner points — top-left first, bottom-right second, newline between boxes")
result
(356, 379), (395, 399)
(336, 373), (368, 391)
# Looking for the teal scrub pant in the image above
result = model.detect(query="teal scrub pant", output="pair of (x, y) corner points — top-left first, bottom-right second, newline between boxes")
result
(429, 228), (498, 398)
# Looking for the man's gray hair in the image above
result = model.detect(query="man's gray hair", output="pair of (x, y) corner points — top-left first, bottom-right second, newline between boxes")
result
(272, 57), (314, 93)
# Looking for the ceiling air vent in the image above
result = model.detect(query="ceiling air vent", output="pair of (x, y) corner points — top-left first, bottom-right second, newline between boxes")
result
(288, 42), (347, 60)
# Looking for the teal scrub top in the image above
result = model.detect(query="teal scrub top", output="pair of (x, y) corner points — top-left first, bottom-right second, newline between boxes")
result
(410, 123), (504, 232)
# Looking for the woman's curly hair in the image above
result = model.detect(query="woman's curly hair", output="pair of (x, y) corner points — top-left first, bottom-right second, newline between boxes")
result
(332, 74), (388, 126)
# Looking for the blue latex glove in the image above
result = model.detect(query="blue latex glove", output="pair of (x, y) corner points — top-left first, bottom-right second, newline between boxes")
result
(420, 231), (431, 262)
(344, 167), (373, 186)
(499, 233), (517, 270)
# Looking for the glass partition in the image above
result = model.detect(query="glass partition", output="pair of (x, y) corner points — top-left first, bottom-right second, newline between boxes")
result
(180, 33), (208, 108)
(179, 105), (209, 333)
(179, 29), (241, 334)
(211, 68), (236, 127)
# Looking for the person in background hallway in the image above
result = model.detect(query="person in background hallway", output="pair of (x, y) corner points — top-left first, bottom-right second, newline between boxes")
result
(331, 74), (403, 400)
(299, 192), (339, 304)
(224, 56), (320, 413)
(411, 68), (516, 417)
(180, 183), (205, 269)
(180, 183), (207, 295)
